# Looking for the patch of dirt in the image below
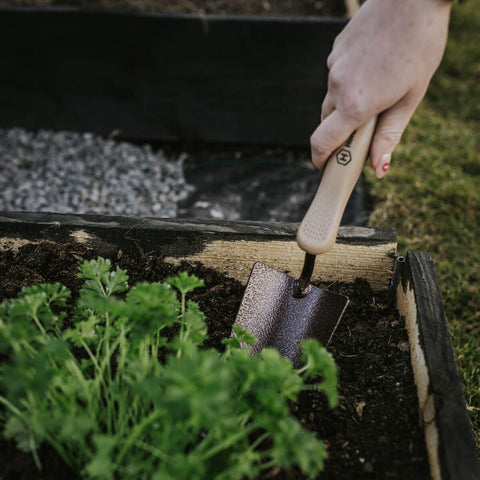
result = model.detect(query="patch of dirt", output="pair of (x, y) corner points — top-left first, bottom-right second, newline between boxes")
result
(0, 0), (346, 17)
(0, 242), (429, 479)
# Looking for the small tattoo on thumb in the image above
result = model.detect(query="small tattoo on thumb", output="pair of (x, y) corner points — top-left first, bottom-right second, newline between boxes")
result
(376, 154), (391, 179)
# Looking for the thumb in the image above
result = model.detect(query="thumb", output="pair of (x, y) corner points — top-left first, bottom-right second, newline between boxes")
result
(370, 97), (419, 179)
(310, 110), (359, 171)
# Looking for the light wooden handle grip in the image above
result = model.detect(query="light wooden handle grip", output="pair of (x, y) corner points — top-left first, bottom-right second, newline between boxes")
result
(297, 117), (377, 255)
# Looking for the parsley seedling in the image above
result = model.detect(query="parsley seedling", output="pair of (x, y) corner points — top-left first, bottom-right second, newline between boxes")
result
(0, 258), (338, 479)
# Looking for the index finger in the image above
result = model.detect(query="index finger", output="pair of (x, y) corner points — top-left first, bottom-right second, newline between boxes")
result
(310, 110), (359, 171)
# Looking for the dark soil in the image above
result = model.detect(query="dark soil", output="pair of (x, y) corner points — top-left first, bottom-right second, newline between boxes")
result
(0, 0), (346, 17)
(0, 241), (429, 479)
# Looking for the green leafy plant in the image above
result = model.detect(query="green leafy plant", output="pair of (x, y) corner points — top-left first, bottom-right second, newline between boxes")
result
(0, 258), (338, 479)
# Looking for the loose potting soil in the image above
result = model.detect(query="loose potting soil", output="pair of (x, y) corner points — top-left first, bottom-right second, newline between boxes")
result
(0, 242), (430, 479)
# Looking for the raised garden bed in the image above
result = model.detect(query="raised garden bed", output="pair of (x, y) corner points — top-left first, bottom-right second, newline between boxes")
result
(0, 212), (478, 479)
(0, 3), (347, 146)
(0, 1), (368, 226)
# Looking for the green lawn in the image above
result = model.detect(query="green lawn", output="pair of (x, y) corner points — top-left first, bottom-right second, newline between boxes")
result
(366, 0), (480, 449)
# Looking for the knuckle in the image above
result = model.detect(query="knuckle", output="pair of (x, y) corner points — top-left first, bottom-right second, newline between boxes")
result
(327, 73), (366, 122)
(321, 106), (329, 122)
(337, 93), (365, 123)
(327, 65), (343, 88)
(310, 135), (320, 152)
(331, 33), (342, 51)
(326, 52), (335, 69)
(310, 135), (328, 156)
(379, 130), (403, 147)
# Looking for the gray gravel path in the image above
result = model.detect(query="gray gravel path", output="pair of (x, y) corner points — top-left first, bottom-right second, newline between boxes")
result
(0, 128), (193, 217)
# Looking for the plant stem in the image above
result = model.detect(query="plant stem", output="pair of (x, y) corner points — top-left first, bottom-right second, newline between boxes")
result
(116, 408), (163, 464)
(0, 395), (25, 418)
(31, 313), (46, 336)
(134, 440), (170, 462)
(29, 433), (42, 471)
(201, 425), (253, 461)
(250, 431), (270, 451)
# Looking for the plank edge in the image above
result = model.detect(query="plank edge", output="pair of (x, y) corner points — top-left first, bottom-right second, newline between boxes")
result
(397, 251), (480, 480)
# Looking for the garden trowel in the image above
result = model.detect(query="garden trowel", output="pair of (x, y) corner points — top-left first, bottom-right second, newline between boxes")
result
(234, 117), (377, 367)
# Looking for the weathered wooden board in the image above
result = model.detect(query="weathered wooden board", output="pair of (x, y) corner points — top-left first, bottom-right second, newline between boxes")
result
(396, 252), (480, 480)
(0, 7), (346, 146)
(0, 211), (396, 290)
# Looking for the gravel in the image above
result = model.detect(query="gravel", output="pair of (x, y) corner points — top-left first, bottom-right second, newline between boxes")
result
(0, 128), (193, 217)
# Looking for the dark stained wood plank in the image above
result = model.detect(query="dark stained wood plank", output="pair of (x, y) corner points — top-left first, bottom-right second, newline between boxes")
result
(0, 211), (396, 244)
(397, 251), (480, 480)
(0, 212), (397, 289)
(0, 7), (346, 146)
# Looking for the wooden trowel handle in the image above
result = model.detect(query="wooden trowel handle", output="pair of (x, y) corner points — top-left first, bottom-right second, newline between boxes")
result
(297, 117), (377, 255)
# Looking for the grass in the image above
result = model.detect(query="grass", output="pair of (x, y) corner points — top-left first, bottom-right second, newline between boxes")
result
(366, 0), (480, 450)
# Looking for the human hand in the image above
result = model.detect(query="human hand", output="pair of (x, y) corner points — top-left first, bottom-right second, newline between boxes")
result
(310, 0), (452, 178)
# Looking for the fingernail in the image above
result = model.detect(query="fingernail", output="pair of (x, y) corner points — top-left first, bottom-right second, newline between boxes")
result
(376, 154), (391, 179)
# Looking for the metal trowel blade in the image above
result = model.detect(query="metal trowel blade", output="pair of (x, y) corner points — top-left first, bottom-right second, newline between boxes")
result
(234, 262), (349, 368)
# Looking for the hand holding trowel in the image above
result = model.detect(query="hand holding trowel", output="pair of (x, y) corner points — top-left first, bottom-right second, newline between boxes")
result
(234, 117), (377, 367)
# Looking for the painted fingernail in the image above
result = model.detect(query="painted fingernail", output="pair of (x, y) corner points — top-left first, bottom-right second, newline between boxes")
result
(376, 154), (391, 179)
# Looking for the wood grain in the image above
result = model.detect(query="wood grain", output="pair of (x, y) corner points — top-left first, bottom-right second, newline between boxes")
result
(0, 212), (396, 290)
(396, 251), (480, 480)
